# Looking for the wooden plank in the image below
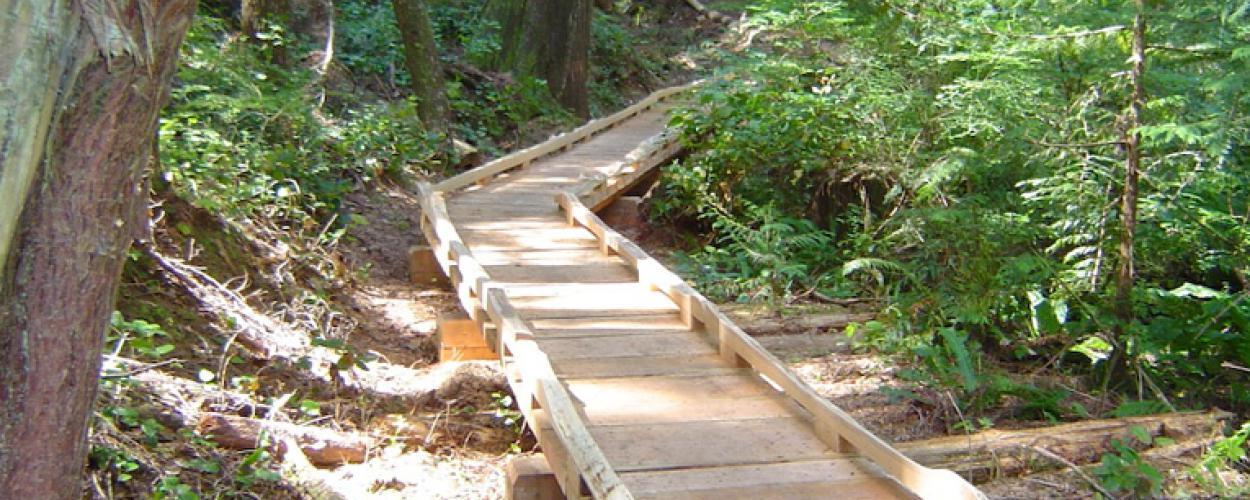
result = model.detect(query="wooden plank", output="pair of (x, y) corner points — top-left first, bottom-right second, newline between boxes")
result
(407, 245), (448, 287)
(566, 374), (801, 425)
(509, 289), (678, 319)
(485, 293), (631, 500)
(538, 332), (716, 360)
(434, 82), (699, 194)
(528, 315), (689, 337)
(436, 311), (496, 362)
(552, 355), (740, 379)
(590, 417), (842, 472)
(506, 455), (566, 500)
(459, 228), (602, 252)
(536, 378), (634, 500)
(621, 460), (914, 500)
(472, 248), (622, 266)
(486, 264), (637, 284)
(456, 219), (569, 230)
(553, 191), (987, 500)
(446, 202), (561, 218)
(454, 192), (562, 207)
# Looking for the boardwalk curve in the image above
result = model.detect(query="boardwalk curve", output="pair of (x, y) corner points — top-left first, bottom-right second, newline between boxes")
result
(417, 84), (985, 500)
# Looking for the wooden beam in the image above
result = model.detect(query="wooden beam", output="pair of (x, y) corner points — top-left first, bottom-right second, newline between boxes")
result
(408, 245), (449, 287)
(436, 311), (497, 362)
(416, 181), (634, 499)
(435, 82), (702, 194)
(506, 455), (566, 500)
(554, 191), (985, 500)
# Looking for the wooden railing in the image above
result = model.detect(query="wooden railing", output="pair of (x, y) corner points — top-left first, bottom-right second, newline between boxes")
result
(416, 182), (632, 500)
(433, 82), (701, 195)
(555, 191), (986, 500)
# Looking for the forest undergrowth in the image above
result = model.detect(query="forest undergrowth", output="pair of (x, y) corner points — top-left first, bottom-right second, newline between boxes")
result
(84, 0), (1250, 498)
(647, 0), (1250, 496)
(89, 0), (705, 498)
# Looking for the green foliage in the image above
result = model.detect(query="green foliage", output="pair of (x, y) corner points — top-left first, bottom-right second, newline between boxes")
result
(90, 444), (142, 483)
(429, 0), (501, 66)
(334, 0), (569, 148)
(163, 15), (443, 224)
(589, 11), (670, 114)
(108, 311), (175, 360)
(1190, 421), (1250, 494)
(336, 0), (403, 80)
(675, 202), (837, 301)
(1093, 426), (1167, 497)
(663, 0), (1250, 415)
(154, 476), (200, 500)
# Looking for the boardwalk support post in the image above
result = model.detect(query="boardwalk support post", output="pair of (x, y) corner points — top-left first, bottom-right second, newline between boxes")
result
(506, 455), (566, 500)
(408, 245), (448, 287)
(436, 311), (498, 362)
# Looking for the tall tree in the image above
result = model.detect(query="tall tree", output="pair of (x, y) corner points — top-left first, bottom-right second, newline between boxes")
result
(492, 0), (592, 118)
(392, 0), (451, 133)
(0, 0), (196, 496)
(1106, 0), (1148, 385)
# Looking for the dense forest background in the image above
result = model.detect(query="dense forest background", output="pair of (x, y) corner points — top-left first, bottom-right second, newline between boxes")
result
(3, 0), (1245, 498)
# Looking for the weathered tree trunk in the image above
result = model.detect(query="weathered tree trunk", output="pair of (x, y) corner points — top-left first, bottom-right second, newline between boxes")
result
(492, 0), (592, 118)
(1108, 1), (1147, 385)
(0, 1), (196, 496)
(392, 0), (451, 133)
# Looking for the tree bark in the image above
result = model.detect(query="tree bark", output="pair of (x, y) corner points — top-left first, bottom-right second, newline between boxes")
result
(492, 0), (592, 118)
(0, 1), (196, 496)
(392, 0), (451, 134)
(1108, 0), (1147, 384)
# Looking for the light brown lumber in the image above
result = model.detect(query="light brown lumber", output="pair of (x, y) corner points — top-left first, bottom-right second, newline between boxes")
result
(589, 417), (843, 472)
(555, 191), (985, 500)
(897, 409), (1233, 483)
(408, 245), (449, 287)
(486, 263), (637, 284)
(435, 82), (700, 194)
(436, 310), (498, 362)
(484, 288), (633, 499)
(507, 454), (566, 500)
(567, 374), (798, 425)
(551, 355), (738, 379)
(196, 413), (372, 466)
(537, 331), (716, 360)
(620, 459), (913, 500)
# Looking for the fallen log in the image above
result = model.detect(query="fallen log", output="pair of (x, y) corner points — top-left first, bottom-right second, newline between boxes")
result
(733, 312), (876, 335)
(197, 413), (372, 466)
(102, 357), (261, 425)
(143, 244), (309, 359)
(897, 409), (1233, 483)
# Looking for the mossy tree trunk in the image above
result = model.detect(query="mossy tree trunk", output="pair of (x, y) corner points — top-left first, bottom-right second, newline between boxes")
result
(0, 0), (196, 496)
(392, 0), (451, 134)
(492, 0), (592, 119)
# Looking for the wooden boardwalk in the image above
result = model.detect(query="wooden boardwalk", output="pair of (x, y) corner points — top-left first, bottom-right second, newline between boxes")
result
(417, 85), (983, 500)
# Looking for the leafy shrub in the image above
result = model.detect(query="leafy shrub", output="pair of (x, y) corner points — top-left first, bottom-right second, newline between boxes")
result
(661, 0), (1250, 414)
(162, 15), (442, 224)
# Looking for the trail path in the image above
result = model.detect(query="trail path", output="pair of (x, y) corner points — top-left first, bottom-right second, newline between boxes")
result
(418, 85), (984, 500)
